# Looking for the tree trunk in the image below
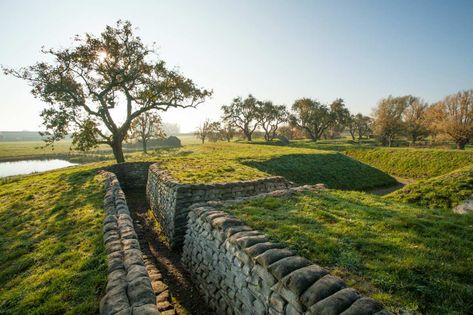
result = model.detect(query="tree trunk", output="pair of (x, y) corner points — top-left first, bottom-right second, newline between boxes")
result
(111, 141), (125, 163)
(456, 140), (467, 150)
(246, 132), (252, 141)
(142, 139), (147, 154)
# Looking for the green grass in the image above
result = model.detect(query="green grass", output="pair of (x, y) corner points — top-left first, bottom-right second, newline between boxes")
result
(0, 163), (109, 314)
(344, 147), (473, 179)
(155, 143), (396, 190)
(225, 190), (473, 314)
(386, 164), (473, 209)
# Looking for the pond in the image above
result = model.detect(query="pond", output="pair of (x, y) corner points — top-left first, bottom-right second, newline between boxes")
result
(0, 159), (77, 178)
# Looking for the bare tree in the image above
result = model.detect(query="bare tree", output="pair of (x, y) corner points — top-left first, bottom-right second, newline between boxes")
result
(373, 96), (408, 146)
(128, 111), (165, 153)
(435, 90), (473, 149)
(195, 119), (213, 144)
(403, 97), (429, 145)
(2, 20), (211, 162)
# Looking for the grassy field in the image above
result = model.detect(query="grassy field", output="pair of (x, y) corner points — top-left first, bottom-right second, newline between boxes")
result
(387, 164), (473, 209)
(154, 143), (396, 190)
(0, 163), (110, 314)
(226, 190), (473, 315)
(344, 147), (473, 179)
(0, 135), (198, 161)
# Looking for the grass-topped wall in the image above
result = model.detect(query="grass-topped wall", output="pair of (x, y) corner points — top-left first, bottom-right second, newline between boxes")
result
(345, 147), (473, 179)
(225, 189), (473, 314)
(155, 143), (396, 190)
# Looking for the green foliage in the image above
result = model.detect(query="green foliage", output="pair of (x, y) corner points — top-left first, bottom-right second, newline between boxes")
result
(226, 190), (473, 314)
(0, 164), (108, 314)
(387, 164), (473, 209)
(157, 143), (395, 190)
(345, 147), (473, 179)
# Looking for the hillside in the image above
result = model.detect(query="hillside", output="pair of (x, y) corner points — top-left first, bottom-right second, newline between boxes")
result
(0, 164), (108, 314)
(226, 189), (473, 314)
(157, 143), (397, 190)
(345, 147), (473, 179)
(386, 164), (473, 209)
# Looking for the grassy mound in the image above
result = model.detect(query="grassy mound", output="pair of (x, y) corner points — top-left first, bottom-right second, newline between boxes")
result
(0, 164), (108, 314)
(345, 147), (473, 179)
(386, 164), (473, 209)
(157, 143), (396, 190)
(226, 190), (473, 314)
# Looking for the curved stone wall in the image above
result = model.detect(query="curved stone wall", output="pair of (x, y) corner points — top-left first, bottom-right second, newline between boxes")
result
(146, 163), (293, 249)
(100, 171), (159, 315)
(181, 187), (391, 315)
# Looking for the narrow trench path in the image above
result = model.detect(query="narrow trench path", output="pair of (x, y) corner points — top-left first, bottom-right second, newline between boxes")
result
(125, 189), (213, 315)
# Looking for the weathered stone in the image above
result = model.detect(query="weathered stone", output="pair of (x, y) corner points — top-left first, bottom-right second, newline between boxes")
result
(300, 274), (346, 308)
(281, 264), (328, 296)
(309, 288), (360, 315)
(127, 277), (155, 307)
(340, 297), (384, 315)
(268, 256), (311, 280)
(131, 303), (159, 315)
(255, 248), (295, 268)
(244, 242), (283, 258)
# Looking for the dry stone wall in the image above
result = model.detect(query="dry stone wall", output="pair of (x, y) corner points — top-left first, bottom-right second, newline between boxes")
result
(107, 162), (153, 190)
(182, 186), (391, 315)
(100, 171), (159, 315)
(146, 163), (293, 248)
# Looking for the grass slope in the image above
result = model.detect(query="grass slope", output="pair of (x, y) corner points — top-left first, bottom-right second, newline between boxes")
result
(345, 147), (473, 179)
(387, 164), (473, 209)
(156, 143), (396, 190)
(0, 164), (108, 314)
(226, 190), (473, 314)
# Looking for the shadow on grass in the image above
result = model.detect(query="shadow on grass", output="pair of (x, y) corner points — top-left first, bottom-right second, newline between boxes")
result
(241, 153), (397, 190)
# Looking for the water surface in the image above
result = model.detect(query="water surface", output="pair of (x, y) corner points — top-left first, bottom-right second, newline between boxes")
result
(0, 159), (77, 178)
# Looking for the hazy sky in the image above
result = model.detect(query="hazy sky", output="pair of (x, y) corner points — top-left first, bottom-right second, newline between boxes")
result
(1, 0), (472, 133)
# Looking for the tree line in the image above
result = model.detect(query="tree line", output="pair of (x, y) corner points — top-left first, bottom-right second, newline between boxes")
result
(195, 90), (473, 150)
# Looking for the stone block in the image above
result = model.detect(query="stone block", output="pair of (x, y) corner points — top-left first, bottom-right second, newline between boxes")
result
(309, 288), (360, 315)
(300, 274), (346, 308)
(268, 256), (311, 281)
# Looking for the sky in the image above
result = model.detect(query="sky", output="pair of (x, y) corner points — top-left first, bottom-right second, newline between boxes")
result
(0, 0), (472, 133)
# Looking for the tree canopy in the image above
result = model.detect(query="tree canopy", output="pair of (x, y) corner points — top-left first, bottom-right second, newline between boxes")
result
(3, 20), (211, 162)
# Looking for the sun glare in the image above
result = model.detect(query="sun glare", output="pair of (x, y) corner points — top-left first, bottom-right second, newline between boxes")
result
(97, 50), (108, 62)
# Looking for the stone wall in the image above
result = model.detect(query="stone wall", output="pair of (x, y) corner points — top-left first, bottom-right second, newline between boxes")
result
(107, 162), (153, 190)
(100, 171), (159, 315)
(181, 187), (391, 315)
(146, 163), (293, 249)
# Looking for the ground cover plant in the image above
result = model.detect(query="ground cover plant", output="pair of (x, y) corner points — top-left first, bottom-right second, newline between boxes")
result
(225, 189), (473, 314)
(387, 164), (473, 209)
(155, 142), (396, 190)
(344, 147), (473, 179)
(0, 163), (109, 314)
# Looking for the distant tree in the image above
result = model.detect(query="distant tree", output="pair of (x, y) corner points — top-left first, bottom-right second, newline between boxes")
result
(373, 96), (408, 146)
(348, 113), (372, 141)
(128, 111), (165, 153)
(257, 101), (288, 141)
(3, 20), (211, 163)
(207, 121), (223, 142)
(424, 103), (444, 143)
(278, 125), (297, 140)
(327, 98), (350, 139)
(219, 122), (236, 142)
(195, 119), (213, 144)
(434, 90), (473, 149)
(403, 96), (429, 145)
(289, 98), (334, 141)
(162, 122), (180, 136)
(222, 95), (260, 141)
